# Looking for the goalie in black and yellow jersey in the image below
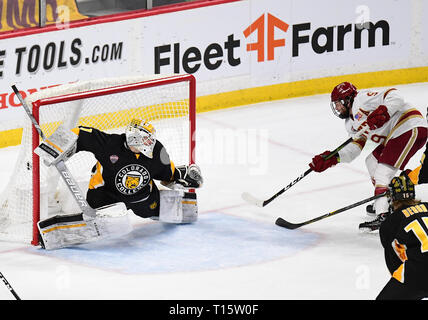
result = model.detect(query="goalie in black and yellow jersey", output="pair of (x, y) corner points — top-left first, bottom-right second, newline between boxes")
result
(73, 119), (202, 220)
(34, 119), (203, 249)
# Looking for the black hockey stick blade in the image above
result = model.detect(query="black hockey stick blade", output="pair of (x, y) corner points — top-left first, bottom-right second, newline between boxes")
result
(275, 191), (388, 230)
(275, 212), (330, 230)
(275, 217), (305, 230)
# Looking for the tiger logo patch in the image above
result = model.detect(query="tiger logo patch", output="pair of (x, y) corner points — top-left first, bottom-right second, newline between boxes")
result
(125, 174), (141, 189)
(115, 164), (150, 195)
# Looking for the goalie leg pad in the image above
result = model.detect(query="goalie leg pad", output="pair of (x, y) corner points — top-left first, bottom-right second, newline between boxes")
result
(38, 202), (131, 250)
(158, 190), (198, 224)
(38, 213), (98, 250)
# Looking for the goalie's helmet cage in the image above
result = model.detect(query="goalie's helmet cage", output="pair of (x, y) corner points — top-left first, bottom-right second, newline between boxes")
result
(125, 119), (157, 158)
(0, 74), (196, 245)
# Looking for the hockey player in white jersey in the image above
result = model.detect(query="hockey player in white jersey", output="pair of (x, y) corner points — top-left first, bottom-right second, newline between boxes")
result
(309, 82), (428, 231)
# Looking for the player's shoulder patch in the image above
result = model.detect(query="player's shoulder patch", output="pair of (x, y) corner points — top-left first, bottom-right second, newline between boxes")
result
(354, 111), (363, 121)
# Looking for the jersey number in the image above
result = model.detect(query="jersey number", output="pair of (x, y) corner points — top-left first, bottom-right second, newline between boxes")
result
(404, 217), (428, 253)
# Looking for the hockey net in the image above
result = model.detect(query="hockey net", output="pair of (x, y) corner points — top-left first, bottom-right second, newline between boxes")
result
(0, 74), (196, 245)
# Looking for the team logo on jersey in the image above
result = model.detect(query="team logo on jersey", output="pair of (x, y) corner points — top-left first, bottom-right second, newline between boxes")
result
(125, 174), (140, 189)
(115, 164), (150, 195)
(110, 155), (119, 164)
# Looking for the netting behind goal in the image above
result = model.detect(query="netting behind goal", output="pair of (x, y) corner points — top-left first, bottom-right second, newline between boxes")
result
(0, 74), (196, 245)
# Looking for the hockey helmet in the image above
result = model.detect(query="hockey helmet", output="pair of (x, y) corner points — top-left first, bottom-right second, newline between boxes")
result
(330, 82), (357, 119)
(125, 119), (156, 158)
(389, 172), (415, 202)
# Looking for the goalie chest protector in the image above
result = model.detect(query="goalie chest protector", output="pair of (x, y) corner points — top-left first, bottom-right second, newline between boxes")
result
(76, 127), (175, 203)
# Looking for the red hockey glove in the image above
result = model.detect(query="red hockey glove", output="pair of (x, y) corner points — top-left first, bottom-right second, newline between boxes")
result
(309, 151), (339, 173)
(366, 105), (390, 130)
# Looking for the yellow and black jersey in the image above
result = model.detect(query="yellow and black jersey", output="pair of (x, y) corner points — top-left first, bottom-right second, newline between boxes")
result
(380, 202), (428, 286)
(408, 142), (428, 185)
(74, 126), (175, 215)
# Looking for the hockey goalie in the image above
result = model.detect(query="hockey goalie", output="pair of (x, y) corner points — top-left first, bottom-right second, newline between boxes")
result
(35, 119), (203, 250)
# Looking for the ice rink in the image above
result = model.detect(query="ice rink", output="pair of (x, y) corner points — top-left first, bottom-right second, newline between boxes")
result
(0, 82), (427, 301)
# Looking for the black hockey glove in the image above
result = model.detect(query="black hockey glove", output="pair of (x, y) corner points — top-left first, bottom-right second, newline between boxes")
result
(174, 164), (203, 188)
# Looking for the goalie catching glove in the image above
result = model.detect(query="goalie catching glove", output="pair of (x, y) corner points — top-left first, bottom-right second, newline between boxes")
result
(173, 164), (203, 188)
(34, 126), (78, 166)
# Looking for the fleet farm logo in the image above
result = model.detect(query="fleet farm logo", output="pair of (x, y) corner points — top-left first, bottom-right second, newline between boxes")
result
(153, 12), (390, 74)
(243, 13), (289, 62)
(243, 13), (390, 59)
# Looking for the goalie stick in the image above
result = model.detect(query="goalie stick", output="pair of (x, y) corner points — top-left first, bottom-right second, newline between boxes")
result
(242, 134), (361, 207)
(11, 85), (96, 218)
(275, 191), (388, 230)
(0, 271), (21, 300)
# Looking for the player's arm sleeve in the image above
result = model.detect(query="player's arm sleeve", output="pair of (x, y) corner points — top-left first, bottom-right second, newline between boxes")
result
(415, 151), (428, 184)
(152, 142), (176, 181)
(337, 119), (368, 163)
(74, 126), (109, 155)
(383, 89), (403, 115)
(338, 137), (366, 163)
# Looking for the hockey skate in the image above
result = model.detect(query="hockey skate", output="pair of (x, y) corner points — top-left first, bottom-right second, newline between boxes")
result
(358, 212), (388, 232)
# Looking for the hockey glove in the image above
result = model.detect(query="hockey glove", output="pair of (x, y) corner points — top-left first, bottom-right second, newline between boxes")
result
(366, 105), (390, 130)
(309, 150), (339, 173)
(34, 126), (78, 167)
(174, 164), (203, 188)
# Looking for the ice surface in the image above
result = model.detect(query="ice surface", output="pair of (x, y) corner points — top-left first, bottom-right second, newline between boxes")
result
(0, 82), (427, 300)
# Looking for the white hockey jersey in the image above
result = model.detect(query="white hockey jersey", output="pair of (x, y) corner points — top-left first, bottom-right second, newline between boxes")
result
(338, 88), (427, 163)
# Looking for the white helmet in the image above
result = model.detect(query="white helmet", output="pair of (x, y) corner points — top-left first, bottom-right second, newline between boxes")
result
(125, 119), (156, 158)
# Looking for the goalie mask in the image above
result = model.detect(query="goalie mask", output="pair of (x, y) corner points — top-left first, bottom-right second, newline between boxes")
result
(125, 119), (156, 158)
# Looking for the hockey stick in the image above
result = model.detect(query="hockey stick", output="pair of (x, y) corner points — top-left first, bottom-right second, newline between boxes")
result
(0, 271), (21, 300)
(242, 136), (356, 207)
(275, 191), (388, 230)
(11, 85), (96, 218)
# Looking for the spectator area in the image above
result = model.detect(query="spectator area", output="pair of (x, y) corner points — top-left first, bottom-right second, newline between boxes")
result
(0, 0), (87, 31)
(0, 0), (193, 32)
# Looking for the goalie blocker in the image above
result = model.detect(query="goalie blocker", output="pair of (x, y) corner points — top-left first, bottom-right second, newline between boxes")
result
(34, 125), (78, 167)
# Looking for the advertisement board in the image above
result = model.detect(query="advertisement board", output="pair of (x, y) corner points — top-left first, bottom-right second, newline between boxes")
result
(422, 0), (428, 56)
(0, 0), (426, 139)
